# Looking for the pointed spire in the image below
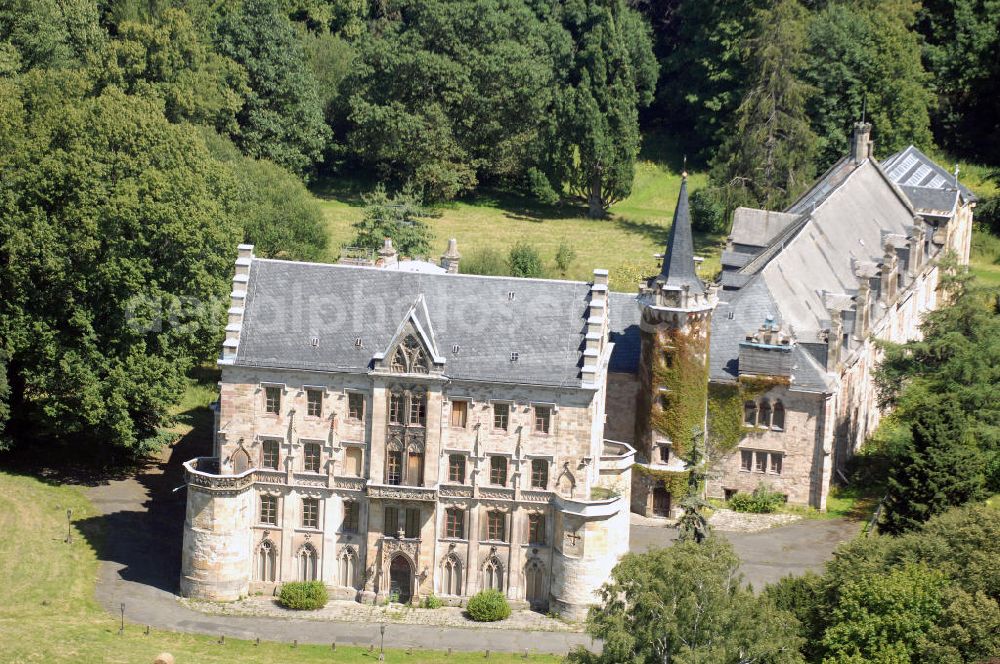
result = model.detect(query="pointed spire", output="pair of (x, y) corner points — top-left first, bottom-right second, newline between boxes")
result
(659, 174), (704, 294)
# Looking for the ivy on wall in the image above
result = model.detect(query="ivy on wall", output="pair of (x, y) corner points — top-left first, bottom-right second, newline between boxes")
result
(633, 464), (691, 500)
(706, 375), (791, 456)
(648, 326), (709, 459)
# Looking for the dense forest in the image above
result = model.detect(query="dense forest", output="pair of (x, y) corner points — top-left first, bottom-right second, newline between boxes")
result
(1, 0), (999, 455)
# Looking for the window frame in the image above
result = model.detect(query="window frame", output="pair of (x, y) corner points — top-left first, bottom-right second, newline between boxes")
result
(449, 399), (469, 428)
(445, 508), (465, 539)
(384, 506), (399, 537)
(342, 501), (359, 533)
(533, 404), (552, 434)
(305, 388), (323, 418)
(389, 392), (404, 424)
(486, 510), (506, 542)
(302, 441), (322, 473)
(301, 497), (320, 529)
(260, 494), (278, 525)
(658, 444), (671, 464)
(769, 453), (783, 475)
(492, 402), (510, 432)
(529, 458), (548, 489)
(264, 386), (282, 415)
(740, 449), (753, 472)
(448, 454), (466, 484)
(386, 450), (403, 485)
(489, 455), (508, 486)
(409, 392), (426, 426)
(527, 513), (545, 545)
(261, 439), (280, 470)
(347, 391), (365, 421)
(754, 451), (768, 473)
(404, 507), (421, 538)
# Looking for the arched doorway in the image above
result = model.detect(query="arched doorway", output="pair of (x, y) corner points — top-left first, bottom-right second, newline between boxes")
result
(652, 486), (671, 517)
(389, 555), (413, 604)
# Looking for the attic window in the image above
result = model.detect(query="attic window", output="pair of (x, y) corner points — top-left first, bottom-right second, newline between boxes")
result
(354, 337), (363, 348)
(452, 344), (460, 354)
(310, 337), (319, 347)
(510, 352), (519, 362)
(727, 311), (735, 320)
(507, 291), (516, 301)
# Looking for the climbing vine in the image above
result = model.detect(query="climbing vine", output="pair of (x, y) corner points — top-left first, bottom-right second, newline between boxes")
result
(649, 326), (708, 459)
(706, 375), (791, 456)
(633, 464), (691, 500)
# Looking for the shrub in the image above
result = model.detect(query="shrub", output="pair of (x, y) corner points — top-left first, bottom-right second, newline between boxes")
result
(462, 247), (509, 276)
(466, 589), (511, 622)
(689, 187), (726, 233)
(729, 484), (785, 513)
(421, 594), (444, 609)
(555, 241), (577, 276)
(278, 581), (328, 610)
(507, 242), (546, 278)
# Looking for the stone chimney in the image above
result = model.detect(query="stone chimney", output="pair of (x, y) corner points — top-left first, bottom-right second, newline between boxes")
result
(850, 122), (873, 164)
(440, 238), (461, 274)
(377, 237), (398, 269)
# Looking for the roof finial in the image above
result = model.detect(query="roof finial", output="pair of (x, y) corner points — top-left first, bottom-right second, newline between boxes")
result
(954, 163), (960, 187)
(861, 92), (867, 124)
(682, 155), (688, 179)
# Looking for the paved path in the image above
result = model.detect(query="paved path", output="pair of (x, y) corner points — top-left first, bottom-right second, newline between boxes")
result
(84, 437), (857, 654)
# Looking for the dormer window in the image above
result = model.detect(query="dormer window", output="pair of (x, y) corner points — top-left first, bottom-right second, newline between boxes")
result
(391, 335), (429, 373)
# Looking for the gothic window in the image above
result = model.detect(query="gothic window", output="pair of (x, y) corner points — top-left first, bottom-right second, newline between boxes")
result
(261, 439), (279, 469)
(486, 511), (506, 542)
(391, 346), (407, 373)
(256, 539), (276, 582)
(445, 508), (465, 539)
(303, 442), (321, 473)
(772, 401), (785, 430)
(759, 401), (772, 429)
(264, 386), (281, 414)
(404, 508), (421, 538)
(306, 389), (323, 418)
(389, 392), (404, 424)
(483, 556), (504, 591)
(493, 403), (509, 431)
(386, 450), (403, 485)
(744, 401), (757, 426)
(448, 454), (466, 484)
(740, 450), (753, 472)
(442, 554), (463, 596)
(409, 392), (426, 425)
(298, 543), (318, 582)
(391, 335), (429, 374)
(260, 494), (277, 525)
(340, 548), (357, 588)
(489, 456), (507, 486)
(534, 405), (552, 434)
(524, 559), (545, 605)
(344, 447), (363, 476)
(450, 400), (468, 428)
(348, 392), (365, 420)
(528, 513), (546, 545)
(342, 501), (359, 533)
(302, 498), (319, 529)
(530, 459), (548, 489)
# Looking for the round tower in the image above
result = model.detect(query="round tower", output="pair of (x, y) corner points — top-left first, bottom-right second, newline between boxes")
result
(631, 175), (717, 518)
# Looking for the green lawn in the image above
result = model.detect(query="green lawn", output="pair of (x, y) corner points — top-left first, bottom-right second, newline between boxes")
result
(0, 471), (559, 664)
(312, 154), (722, 292)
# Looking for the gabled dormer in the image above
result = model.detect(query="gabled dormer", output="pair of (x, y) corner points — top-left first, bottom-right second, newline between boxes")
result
(372, 294), (446, 375)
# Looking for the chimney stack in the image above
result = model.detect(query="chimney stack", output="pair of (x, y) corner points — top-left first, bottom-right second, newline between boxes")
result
(377, 238), (398, 269)
(440, 238), (461, 274)
(851, 122), (873, 164)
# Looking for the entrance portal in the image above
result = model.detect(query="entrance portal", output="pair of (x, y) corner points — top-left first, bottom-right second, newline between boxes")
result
(388, 555), (413, 604)
(652, 486), (671, 517)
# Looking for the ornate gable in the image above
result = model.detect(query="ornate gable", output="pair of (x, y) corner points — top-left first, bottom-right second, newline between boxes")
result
(372, 294), (445, 375)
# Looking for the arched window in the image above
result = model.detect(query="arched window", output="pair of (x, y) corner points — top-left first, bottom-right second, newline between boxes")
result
(772, 401), (785, 430)
(524, 559), (545, 605)
(391, 335), (429, 374)
(483, 556), (504, 591)
(256, 539), (276, 582)
(442, 554), (463, 596)
(744, 401), (757, 426)
(298, 543), (318, 582)
(759, 401), (772, 429)
(340, 548), (357, 588)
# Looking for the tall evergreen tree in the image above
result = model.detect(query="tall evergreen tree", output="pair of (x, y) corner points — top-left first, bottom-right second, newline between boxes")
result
(539, 0), (657, 218)
(881, 396), (987, 535)
(805, 0), (934, 166)
(712, 0), (817, 211)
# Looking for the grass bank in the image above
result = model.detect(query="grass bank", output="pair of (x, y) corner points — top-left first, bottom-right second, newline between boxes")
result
(0, 471), (558, 664)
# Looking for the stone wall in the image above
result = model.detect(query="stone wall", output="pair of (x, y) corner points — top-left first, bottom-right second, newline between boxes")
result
(604, 372), (639, 444)
(180, 481), (253, 600)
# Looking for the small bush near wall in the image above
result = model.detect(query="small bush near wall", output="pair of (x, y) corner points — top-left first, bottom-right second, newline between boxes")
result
(729, 484), (785, 513)
(466, 589), (511, 622)
(421, 594), (444, 609)
(278, 581), (328, 610)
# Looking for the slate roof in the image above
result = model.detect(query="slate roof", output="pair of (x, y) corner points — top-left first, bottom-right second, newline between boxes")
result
(728, 208), (801, 248)
(235, 259), (596, 388)
(882, 145), (976, 202)
(608, 292), (641, 373)
(658, 178), (705, 294)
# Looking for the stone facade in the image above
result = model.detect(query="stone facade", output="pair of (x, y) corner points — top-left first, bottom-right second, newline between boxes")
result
(181, 255), (635, 619)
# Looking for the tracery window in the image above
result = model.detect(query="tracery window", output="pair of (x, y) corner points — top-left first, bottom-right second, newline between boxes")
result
(391, 335), (429, 374)
(298, 543), (318, 582)
(524, 558), (545, 604)
(340, 547), (357, 588)
(256, 539), (276, 582)
(442, 554), (463, 595)
(483, 556), (504, 591)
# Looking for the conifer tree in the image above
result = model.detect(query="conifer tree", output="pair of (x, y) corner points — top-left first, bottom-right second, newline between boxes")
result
(712, 0), (817, 211)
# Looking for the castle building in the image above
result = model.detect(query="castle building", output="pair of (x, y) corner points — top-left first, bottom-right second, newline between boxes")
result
(180, 246), (636, 618)
(180, 124), (974, 614)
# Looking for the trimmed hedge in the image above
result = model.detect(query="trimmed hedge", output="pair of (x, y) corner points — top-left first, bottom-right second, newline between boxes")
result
(466, 589), (511, 622)
(278, 581), (328, 610)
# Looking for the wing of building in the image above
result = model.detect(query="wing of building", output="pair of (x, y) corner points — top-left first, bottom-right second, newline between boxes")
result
(181, 246), (636, 619)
